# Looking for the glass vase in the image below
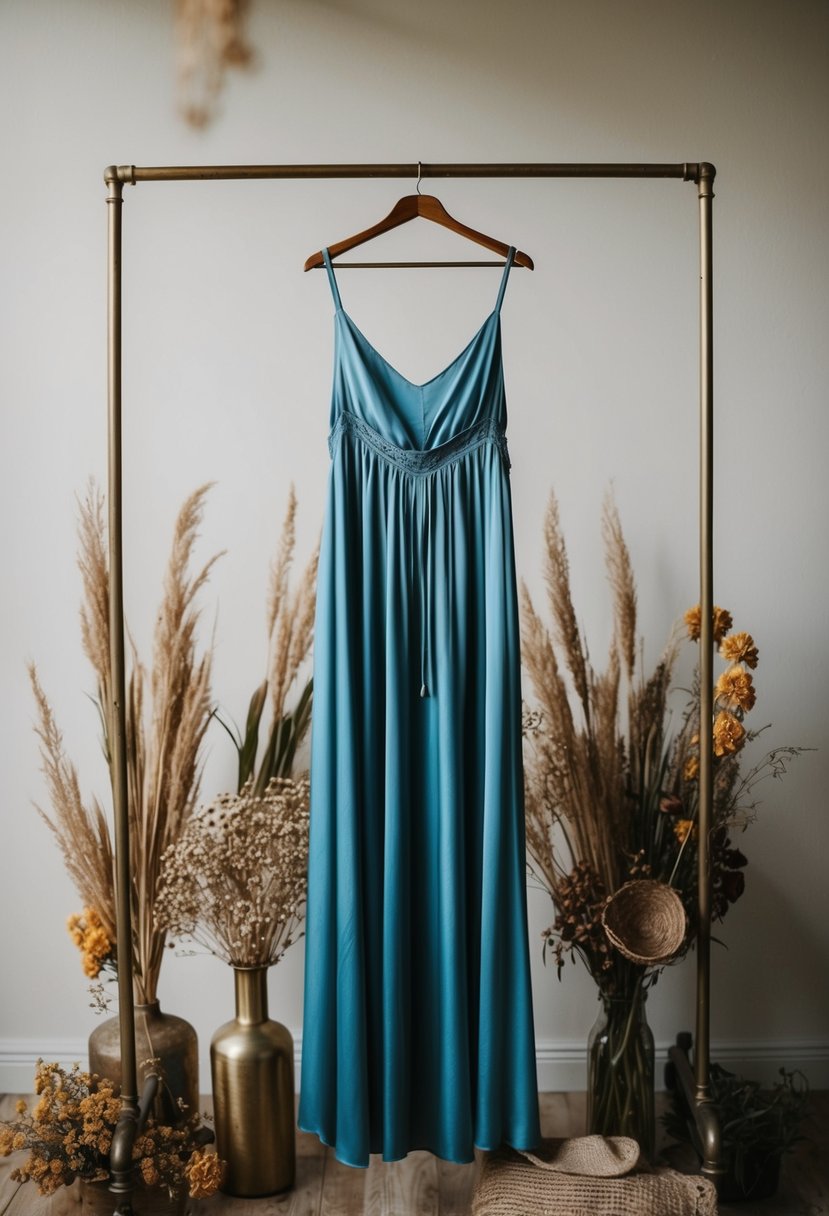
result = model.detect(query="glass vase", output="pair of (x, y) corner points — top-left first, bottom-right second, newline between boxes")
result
(587, 984), (655, 1159)
(210, 965), (295, 1196)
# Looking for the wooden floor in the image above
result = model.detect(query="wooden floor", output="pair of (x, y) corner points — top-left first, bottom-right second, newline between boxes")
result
(1, 1092), (826, 1215)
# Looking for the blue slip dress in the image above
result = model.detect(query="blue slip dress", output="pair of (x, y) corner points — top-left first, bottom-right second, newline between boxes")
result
(298, 248), (541, 1167)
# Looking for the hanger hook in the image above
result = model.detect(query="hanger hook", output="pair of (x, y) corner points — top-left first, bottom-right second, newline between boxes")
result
(416, 161), (423, 196)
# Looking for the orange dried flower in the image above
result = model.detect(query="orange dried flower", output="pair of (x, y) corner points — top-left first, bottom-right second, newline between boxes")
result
(715, 664), (756, 713)
(713, 710), (746, 757)
(67, 908), (114, 978)
(140, 1159), (161, 1186)
(185, 1148), (225, 1198)
(66, 915), (85, 948)
(683, 755), (699, 781)
(684, 604), (733, 643)
(82, 953), (102, 978)
(720, 631), (759, 670)
(1, 1060), (220, 1199)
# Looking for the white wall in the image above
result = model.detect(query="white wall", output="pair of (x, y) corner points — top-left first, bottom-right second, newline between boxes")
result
(2, 0), (827, 1096)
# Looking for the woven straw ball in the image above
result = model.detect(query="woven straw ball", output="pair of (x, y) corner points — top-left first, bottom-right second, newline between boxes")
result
(601, 879), (687, 966)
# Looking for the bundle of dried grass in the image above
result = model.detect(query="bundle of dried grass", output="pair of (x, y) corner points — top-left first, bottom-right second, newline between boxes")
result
(30, 482), (222, 1003)
(521, 490), (680, 992)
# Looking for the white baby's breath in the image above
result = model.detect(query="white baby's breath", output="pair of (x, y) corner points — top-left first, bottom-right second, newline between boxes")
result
(156, 778), (310, 967)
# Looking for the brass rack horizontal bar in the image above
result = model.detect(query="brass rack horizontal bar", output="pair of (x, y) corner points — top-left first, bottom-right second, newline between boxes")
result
(106, 161), (704, 186)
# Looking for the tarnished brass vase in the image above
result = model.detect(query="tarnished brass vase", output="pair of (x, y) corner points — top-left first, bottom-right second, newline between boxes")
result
(88, 999), (199, 1125)
(210, 966), (295, 1196)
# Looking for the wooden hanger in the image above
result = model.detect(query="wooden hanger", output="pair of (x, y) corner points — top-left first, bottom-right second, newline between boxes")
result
(304, 175), (534, 271)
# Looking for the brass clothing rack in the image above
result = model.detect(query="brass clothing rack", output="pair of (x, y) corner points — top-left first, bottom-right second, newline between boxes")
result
(103, 161), (720, 1205)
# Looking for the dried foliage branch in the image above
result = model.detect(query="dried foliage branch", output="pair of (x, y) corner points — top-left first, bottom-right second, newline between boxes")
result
(219, 485), (319, 795)
(29, 482), (222, 1003)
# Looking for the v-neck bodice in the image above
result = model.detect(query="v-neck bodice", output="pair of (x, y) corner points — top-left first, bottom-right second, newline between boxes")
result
(324, 248), (515, 461)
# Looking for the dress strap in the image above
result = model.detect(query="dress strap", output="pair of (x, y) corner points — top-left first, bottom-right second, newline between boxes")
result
(321, 248), (343, 312)
(495, 246), (516, 313)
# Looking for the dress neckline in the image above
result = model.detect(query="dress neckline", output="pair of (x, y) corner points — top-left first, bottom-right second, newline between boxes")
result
(337, 306), (500, 391)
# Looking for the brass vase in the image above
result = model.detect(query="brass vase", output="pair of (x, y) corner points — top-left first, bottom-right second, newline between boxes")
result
(210, 965), (295, 1196)
(88, 999), (199, 1125)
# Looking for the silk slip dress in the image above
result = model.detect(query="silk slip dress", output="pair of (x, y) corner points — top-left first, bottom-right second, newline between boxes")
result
(298, 248), (541, 1167)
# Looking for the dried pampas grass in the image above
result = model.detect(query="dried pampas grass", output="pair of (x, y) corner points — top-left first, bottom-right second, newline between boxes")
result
(521, 489), (680, 986)
(30, 481), (222, 1003)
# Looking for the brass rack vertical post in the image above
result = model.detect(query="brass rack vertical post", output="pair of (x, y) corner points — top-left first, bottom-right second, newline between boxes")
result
(102, 161), (718, 1202)
(105, 163), (146, 1214)
(696, 163), (716, 1105)
(104, 166), (139, 1112)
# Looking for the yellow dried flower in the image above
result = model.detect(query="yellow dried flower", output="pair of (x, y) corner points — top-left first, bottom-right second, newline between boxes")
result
(85, 926), (112, 959)
(82, 952), (103, 978)
(683, 755), (699, 781)
(720, 630), (759, 670)
(67, 908), (114, 978)
(684, 604), (732, 643)
(185, 1148), (225, 1199)
(715, 664), (756, 713)
(15, 1100), (26, 1116)
(713, 710), (746, 757)
(140, 1159), (160, 1186)
(2, 1018), (224, 1200)
(66, 914), (85, 948)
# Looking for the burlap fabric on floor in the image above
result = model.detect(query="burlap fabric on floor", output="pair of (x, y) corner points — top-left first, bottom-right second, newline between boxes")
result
(471, 1136), (718, 1216)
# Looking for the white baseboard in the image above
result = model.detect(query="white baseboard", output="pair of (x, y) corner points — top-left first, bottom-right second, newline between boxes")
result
(2, 1036), (826, 1096)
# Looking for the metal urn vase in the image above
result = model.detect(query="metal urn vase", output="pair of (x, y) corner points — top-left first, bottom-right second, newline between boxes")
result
(210, 965), (295, 1196)
(88, 999), (199, 1125)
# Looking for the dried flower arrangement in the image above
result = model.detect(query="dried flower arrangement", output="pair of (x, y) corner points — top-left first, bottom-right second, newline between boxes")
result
(218, 485), (318, 796)
(156, 777), (310, 968)
(520, 490), (803, 1151)
(521, 490), (801, 991)
(0, 1060), (223, 1200)
(29, 483), (221, 1004)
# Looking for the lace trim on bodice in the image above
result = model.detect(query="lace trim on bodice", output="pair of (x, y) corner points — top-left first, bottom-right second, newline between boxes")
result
(328, 411), (511, 475)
